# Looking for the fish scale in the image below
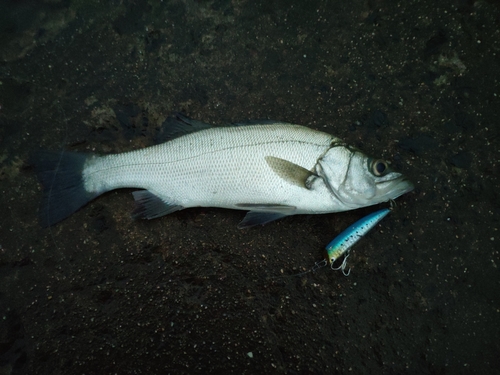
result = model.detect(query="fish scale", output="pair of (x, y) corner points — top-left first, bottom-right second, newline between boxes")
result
(83, 124), (336, 208)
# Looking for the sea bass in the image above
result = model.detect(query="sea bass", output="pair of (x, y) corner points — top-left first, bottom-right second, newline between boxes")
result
(32, 114), (414, 228)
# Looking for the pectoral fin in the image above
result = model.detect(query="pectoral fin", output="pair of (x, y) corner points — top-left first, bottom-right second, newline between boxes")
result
(236, 204), (297, 229)
(265, 156), (315, 189)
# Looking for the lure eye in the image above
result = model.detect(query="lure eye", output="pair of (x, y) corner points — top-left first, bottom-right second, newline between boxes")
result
(371, 159), (388, 176)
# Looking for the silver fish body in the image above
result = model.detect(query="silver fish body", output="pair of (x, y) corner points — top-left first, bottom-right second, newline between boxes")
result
(33, 115), (414, 228)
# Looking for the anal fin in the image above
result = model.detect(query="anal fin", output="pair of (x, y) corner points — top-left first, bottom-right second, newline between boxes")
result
(236, 204), (297, 229)
(132, 190), (183, 219)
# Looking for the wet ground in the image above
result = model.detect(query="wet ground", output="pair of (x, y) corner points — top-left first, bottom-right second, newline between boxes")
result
(1, 0), (499, 374)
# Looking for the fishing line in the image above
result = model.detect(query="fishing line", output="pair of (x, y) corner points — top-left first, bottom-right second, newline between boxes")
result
(269, 255), (349, 280)
(280, 258), (328, 278)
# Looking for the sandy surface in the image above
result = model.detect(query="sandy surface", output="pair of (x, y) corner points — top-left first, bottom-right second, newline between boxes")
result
(1, 0), (499, 373)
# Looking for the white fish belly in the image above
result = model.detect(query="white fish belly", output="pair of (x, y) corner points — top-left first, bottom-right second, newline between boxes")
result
(83, 124), (337, 212)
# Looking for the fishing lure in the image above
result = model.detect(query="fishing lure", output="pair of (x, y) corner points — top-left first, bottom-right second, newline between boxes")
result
(325, 208), (391, 276)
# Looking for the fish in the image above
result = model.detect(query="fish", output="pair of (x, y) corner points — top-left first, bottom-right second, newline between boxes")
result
(325, 208), (391, 275)
(31, 114), (414, 228)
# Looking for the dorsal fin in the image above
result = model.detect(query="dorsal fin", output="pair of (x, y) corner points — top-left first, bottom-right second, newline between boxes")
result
(155, 114), (292, 144)
(231, 120), (286, 126)
(154, 113), (213, 143)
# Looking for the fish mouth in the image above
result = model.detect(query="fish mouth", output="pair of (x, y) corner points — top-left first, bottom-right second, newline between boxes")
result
(376, 176), (415, 201)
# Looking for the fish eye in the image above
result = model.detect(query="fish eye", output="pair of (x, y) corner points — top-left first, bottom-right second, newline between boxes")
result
(371, 159), (388, 176)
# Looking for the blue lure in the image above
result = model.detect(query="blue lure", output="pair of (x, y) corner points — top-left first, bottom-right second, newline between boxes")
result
(325, 208), (391, 276)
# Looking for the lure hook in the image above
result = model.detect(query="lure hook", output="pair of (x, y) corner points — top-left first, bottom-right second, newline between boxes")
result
(331, 251), (351, 276)
(389, 198), (397, 210)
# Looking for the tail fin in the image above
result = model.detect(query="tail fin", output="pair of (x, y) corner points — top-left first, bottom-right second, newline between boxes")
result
(31, 151), (99, 227)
